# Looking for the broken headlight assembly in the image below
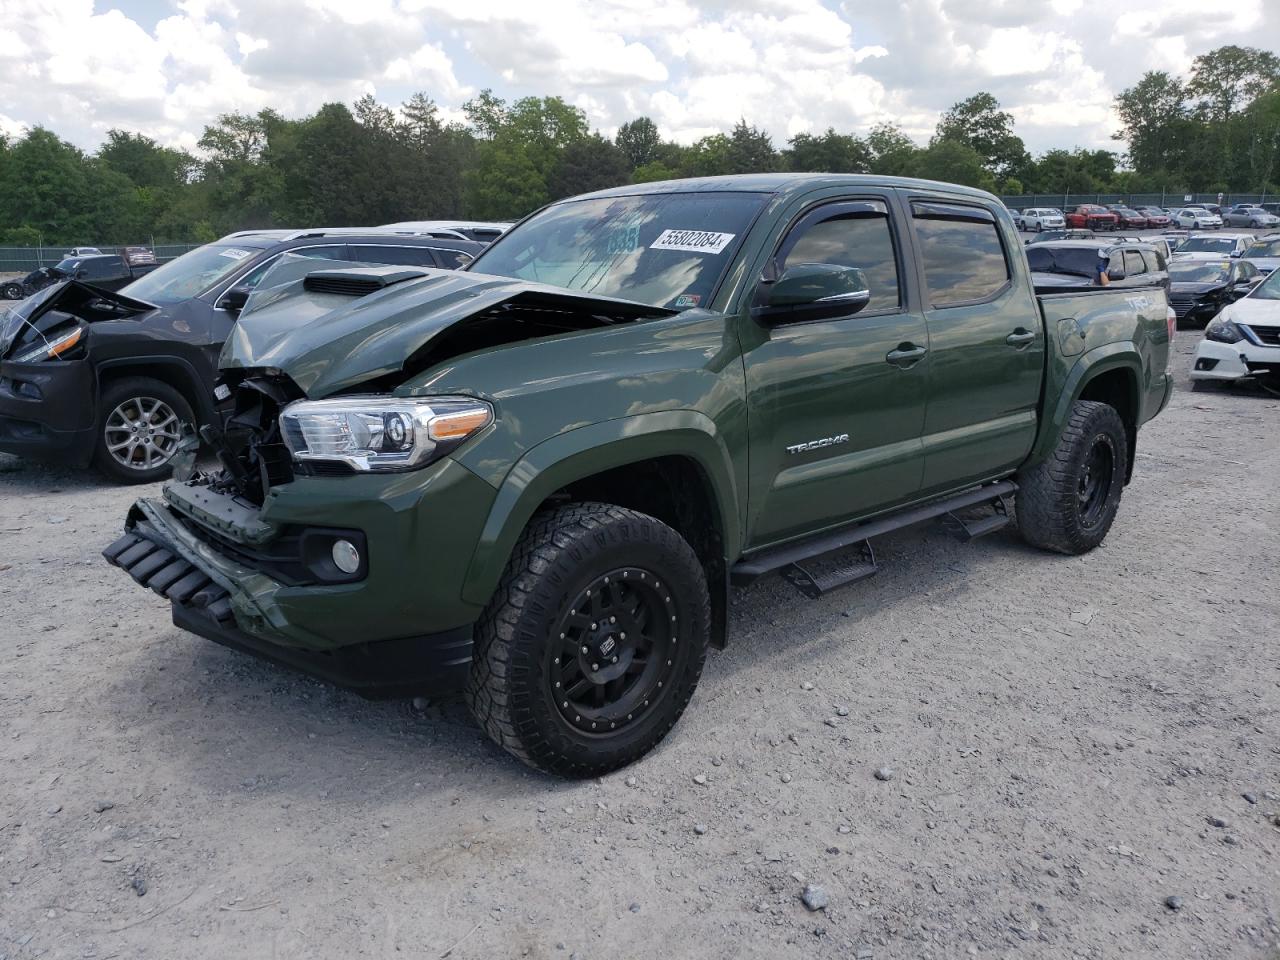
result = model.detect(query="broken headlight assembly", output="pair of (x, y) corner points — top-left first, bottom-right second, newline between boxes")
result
(279, 396), (492, 473)
(9, 323), (86, 363)
(1204, 316), (1244, 344)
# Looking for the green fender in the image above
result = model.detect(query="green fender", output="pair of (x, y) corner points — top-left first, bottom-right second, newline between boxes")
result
(460, 410), (742, 607)
(1028, 340), (1142, 466)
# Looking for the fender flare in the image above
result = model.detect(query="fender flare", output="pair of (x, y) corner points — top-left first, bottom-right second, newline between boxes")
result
(95, 354), (216, 424)
(1029, 341), (1143, 466)
(460, 410), (742, 607)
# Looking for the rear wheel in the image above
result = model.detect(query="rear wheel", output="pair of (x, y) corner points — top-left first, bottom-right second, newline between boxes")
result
(1016, 400), (1128, 555)
(466, 502), (710, 777)
(92, 377), (194, 484)
(1, 281), (23, 300)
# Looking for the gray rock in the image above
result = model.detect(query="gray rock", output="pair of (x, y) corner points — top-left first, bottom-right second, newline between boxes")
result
(801, 681), (815, 691)
(855, 946), (873, 959)
(692, 774), (708, 786)
(1222, 834), (1239, 845)
(131, 876), (148, 897)
(781, 773), (793, 784)
(625, 776), (637, 788)
(93, 800), (114, 813)
(693, 824), (707, 835)
(836, 706), (849, 717)
(800, 884), (829, 911)
(874, 767), (894, 782)
(824, 718), (838, 728)
(45, 804), (61, 816)
(629, 902), (641, 913)
(1164, 895), (1183, 911)
(1207, 816), (1227, 828)
(1242, 792), (1257, 805)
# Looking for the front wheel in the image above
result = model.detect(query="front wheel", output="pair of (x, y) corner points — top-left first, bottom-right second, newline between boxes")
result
(1, 281), (23, 300)
(92, 377), (195, 484)
(1016, 400), (1128, 555)
(466, 502), (710, 777)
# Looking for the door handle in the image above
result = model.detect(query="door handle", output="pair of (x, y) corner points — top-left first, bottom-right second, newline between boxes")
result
(885, 343), (927, 367)
(1006, 329), (1037, 347)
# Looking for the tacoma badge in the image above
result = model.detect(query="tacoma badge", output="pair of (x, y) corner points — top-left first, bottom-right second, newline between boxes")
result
(786, 433), (850, 455)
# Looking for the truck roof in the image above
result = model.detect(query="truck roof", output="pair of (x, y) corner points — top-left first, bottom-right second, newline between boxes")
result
(569, 173), (999, 204)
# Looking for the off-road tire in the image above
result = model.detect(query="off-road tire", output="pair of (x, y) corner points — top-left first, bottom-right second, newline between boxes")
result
(1016, 400), (1128, 555)
(466, 502), (710, 777)
(92, 377), (194, 484)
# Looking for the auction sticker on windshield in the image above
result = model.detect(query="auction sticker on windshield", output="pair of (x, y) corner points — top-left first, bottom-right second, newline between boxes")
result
(219, 248), (253, 260)
(651, 230), (736, 254)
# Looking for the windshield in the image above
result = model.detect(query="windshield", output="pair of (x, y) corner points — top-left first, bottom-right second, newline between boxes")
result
(1169, 261), (1231, 283)
(468, 191), (768, 309)
(1245, 238), (1280, 257)
(1178, 237), (1235, 253)
(53, 258), (79, 274)
(1251, 269), (1280, 300)
(120, 243), (264, 304)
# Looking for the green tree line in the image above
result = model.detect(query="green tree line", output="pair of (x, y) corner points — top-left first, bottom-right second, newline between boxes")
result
(1, 42), (1276, 246)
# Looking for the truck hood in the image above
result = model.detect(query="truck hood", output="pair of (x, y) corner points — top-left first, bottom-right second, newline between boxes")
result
(222, 266), (676, 397)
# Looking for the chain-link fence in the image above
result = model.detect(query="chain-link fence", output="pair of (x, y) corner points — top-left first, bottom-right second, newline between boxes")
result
(0, 243), (203, 275)
(1000, 192), (1275, 210)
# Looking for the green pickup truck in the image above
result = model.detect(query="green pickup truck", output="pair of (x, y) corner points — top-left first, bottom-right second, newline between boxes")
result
(105, 174), (1173, 776)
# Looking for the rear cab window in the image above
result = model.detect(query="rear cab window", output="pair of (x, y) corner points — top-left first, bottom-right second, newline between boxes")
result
(911, 201), (1011, 307)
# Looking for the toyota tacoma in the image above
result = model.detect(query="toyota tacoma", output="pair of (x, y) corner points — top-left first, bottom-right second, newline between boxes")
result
(103, 174), (1173, 776)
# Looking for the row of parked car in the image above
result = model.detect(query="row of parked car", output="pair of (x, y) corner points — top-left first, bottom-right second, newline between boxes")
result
(1015, 203), (1280, 233)
(0, 220), (510, 481)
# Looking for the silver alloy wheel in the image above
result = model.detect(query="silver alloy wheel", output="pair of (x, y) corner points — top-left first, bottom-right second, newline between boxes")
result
(103, 396), (183, 472)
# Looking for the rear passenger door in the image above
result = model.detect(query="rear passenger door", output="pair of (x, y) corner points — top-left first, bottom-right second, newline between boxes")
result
(907, 197), (1044, 496)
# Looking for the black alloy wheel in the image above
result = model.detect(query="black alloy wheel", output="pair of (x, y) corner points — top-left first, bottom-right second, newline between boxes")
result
(1076, 434), (1117, 533)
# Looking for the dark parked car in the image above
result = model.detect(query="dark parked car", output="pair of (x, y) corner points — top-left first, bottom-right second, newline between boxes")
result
(1026, 240), (1168, 291)
(48, 253), (159, 292)
(1167, 257), (1261, 326)
(1106, 205), (1149, 229)
(0, 231), (482, 482)
(1025, 228), (1096, 245)
(1137, 207), (1172, 228)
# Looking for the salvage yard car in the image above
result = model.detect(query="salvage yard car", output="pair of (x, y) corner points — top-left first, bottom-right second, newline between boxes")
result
(1136, 207), (1172, 228)
(1172, 207), (1223, 230)
(100, 173), (1173, 777)
(1190, 265), (1280, 395)
(1241, 234), (1280, 275)
(1015, 207), (1065, 232)
(1222, 204), (1280, 228)
(1168, 258), (1262, 326)
(0, 231), (482, 482)
(1170, 232), (1253, 260)
(1065, 204), (1119, 231)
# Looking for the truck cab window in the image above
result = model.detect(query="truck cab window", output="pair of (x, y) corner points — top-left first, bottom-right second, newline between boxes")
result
(1124, 250), (1147, 276)
(781, 204), (901, 312)
(913, 203), (1010, 307)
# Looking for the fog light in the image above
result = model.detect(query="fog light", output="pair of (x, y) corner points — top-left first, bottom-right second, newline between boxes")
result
(332, 539), (361, 575)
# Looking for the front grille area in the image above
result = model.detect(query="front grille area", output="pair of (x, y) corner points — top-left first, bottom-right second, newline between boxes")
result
(205, 374), (305, 505)
(1246, 325), (1280, 346)
(171, 512), (314, 585)
(1169, 295), (1196, 316)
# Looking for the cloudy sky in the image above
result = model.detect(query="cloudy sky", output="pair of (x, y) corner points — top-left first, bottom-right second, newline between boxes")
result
(1, 0), (1277, 157)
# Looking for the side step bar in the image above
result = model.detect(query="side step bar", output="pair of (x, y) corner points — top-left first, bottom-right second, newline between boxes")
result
(731, 480), (1017, 591)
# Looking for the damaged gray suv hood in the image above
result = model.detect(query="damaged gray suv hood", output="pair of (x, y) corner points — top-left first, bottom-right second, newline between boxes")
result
(223, 266), (675, 397)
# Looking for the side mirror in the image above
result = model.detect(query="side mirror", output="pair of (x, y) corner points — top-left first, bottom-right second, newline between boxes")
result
(1107, 266), (1126, 282)
(753, 263), (871, 324)
(218, 285), (252, 312)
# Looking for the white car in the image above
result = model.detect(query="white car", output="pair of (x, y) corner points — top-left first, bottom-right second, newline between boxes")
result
(1170, 232), (1254, 260)
(1016, 207), (1066, 232)
(1190, 269), (1280, 396)
(1171, 207), (1223, 230)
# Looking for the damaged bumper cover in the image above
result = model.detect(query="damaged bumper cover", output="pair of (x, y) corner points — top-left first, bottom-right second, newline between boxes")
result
(103, 483), (481, 701)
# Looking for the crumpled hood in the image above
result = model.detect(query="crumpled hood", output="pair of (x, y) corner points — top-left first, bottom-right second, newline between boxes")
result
(221, 267), (674, 397)
(1170, 281), (1230, 296)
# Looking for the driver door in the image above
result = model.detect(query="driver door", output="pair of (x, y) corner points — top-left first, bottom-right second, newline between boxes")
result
(740, 195), (929, 547)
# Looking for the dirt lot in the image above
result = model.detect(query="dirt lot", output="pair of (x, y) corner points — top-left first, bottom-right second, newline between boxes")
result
(1, 333), (1277, 960)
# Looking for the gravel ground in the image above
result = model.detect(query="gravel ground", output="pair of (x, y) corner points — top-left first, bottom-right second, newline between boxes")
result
(1, 332), (1277, 960)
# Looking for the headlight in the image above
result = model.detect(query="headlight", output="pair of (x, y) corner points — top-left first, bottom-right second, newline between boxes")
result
(279, 396), (492, 473)
(11, 324), (84, 363)
(1204, 317), (1244, 343)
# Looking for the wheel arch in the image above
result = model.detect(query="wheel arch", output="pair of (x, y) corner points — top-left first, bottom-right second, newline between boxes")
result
(460, 411), (742, 647)
(95, 356), (214, 425)
(1032, 345), (1143, 483)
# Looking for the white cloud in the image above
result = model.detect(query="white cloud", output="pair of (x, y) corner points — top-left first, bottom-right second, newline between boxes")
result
(0, 0), (1276, 160)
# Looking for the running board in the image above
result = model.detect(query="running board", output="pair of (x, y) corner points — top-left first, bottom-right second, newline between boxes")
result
(939, 491), (1012, 542)
(731, 480), (1018, 591)
(781, 541), (877, 599)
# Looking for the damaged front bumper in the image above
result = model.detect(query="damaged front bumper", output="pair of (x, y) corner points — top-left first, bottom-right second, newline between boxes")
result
(103, 458), (500, 698)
